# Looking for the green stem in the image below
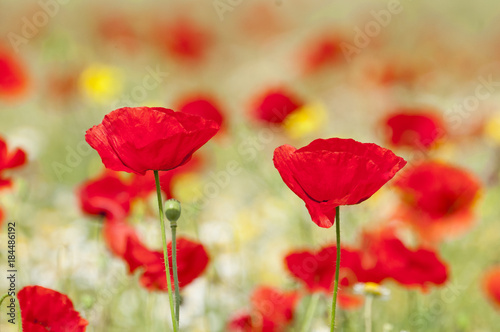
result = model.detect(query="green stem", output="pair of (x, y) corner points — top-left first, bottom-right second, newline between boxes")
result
(1, 293), (23, 331)
(330, 206), (341, 332)
(364, 295), (373, 332)
(170, 221), (180, 328)
(153, 171), (178, 332)
(300, 293), (320, 332)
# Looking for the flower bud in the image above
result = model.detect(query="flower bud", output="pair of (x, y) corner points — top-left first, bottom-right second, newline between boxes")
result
(164, 199), (181, 222)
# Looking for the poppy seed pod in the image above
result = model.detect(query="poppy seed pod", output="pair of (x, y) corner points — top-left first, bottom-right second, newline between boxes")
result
(164, 199), (181, 222)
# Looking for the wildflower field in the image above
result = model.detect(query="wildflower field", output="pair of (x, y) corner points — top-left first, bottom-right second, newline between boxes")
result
(1, 0), (500, 331)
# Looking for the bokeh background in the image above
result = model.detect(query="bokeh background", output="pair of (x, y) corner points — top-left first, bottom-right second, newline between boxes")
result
(1, 0), (500, 331)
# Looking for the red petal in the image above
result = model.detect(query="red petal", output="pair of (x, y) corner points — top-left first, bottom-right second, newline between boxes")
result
(18, 286), (88, 332)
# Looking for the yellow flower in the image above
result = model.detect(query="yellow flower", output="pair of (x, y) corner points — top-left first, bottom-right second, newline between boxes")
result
(283, 102), (327, 138)
(354, 282), (390, 298)
(79, 64), (123, 103)
(485, 115), (500, 143)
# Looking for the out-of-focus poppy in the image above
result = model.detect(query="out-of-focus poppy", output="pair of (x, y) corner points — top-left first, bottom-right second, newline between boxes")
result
(178, 94), (224, 128)
(123, 236), (209, 291)
(300, 34), (346, 74)
(483, 266), (500, 309)
(358, 228), (448, 290)
(384, 111), (446, 150)
(102, 218), (140, 257)
(251, 89), (303, 124)
(18, 285), (88, 332)
(394, 161), (481, 243)
(228, 313), (277, 332)
(0, 46), (29, 100)
(228, 286), (299, 332)
(273, 138), (406, 228)
(0, 136), (27, 189)
(78, 171), (132, 220)
(85, 107), (219, 175)
(285, 245), (363, 309)
(152, 17), (212, 63)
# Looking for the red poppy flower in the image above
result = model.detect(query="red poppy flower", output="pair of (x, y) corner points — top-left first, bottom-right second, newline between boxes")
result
(228, 286), (299, 332)
(300, 34), (345, 74)
(123, 236), (209, 291)
(85, 107), (219, 175)
(178, 95), (224, 127)
(285, 245), (363, 309)
(0, 46), (29, 99)
(285, 245), (361, 292)
(385, 111), (446, 150)
(251, 89), (303, 124)
(250, 287), (298, 328)
(18, 285), (88, 332)
(228, 313), (276, 332)
(103, 218), (140, 256)
(0, 136), (27, 189)
(358, 228), (448, 289)
(153, 17), (212, 63)
(273, 138), (406, 228)
(483, 267), (500, 309)
(78, 171), (132, 220)
(394, 161), (481, 243)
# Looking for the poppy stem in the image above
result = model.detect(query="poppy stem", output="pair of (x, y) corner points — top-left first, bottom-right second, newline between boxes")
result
(170, 220), (180, 327)
(0, 293), (23, 332)
(330, 206), (341, 332)
(153, 170), (178, 332)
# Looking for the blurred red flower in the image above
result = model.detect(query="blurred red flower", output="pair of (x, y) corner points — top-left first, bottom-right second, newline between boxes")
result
(18, 285), (88, 332)
(358, 228), (449, 289)
(394, 161), (481, 243)
(178, 95), (224, 128)
(300, 34), (345, 74)
(285, 245), (363, 309)
(273, 138), (406, 228)
(78, 171), (132, 220)
(85, 107), (219, 175)
(0, 46), (29, 100)
(251, 89), (303, 124)
(385, 111), (446, 150)
(123, 236), (209, 291)
(103, 218), (140, 256)
(153, 17), (212, 63)
(483, 267), (500, 309)
(0, 136), (27, 189)
(228, 286), (299, 332)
